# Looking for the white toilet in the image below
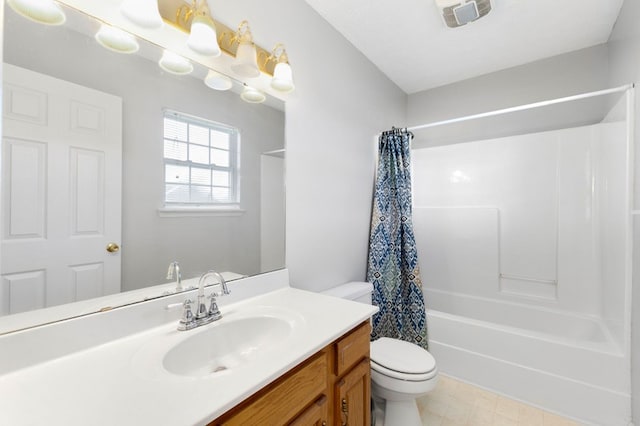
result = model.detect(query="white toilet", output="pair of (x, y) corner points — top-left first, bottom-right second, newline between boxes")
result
(322, 282), (438, 426)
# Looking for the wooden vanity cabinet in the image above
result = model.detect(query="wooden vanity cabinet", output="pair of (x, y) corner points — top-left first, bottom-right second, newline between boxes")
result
(209, 321), (371, 426)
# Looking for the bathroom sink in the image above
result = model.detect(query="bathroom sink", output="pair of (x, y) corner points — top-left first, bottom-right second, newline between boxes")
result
(162, 314), (294, 377)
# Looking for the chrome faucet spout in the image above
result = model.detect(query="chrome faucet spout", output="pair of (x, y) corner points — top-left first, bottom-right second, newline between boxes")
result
(195, 270), (231, 322)
(167, 261), (182, 292)
(212, 271), (230, 296)
(198, 270), (230, 296)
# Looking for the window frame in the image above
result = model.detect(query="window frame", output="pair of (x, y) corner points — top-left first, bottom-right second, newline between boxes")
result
(161, 109), (241, 211)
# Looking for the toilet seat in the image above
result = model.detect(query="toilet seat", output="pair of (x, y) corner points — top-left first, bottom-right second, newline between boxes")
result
(371, 359), (438, 382)
(370, 337), (437, 382)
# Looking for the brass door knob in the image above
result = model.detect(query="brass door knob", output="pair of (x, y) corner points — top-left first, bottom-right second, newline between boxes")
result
(106, 242), (120, 253)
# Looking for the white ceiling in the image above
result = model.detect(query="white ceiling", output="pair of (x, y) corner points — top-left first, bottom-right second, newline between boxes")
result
(304, 0), (625, 94)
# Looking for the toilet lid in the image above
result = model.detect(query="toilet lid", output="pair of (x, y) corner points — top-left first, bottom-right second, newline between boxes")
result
(370, 337), (436, 375)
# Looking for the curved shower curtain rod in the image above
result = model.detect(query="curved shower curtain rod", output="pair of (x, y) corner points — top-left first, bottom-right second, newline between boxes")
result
(380, 83), (634, 137)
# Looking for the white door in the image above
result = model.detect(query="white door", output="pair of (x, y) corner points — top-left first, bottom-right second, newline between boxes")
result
(1, 64), (123, 315)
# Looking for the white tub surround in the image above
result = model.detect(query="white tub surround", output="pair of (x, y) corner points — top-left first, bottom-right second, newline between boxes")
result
(411, 99), (633, 425)
(0, 269), (377, 426)
(427, 302), (629, 425)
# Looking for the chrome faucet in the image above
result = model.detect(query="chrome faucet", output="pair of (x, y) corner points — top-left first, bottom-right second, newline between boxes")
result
(178, 270), (230, 331)
(166, 261), (182, 292)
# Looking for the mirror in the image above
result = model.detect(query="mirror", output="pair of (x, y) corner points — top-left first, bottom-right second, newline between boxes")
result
(0, 3), (286, 333)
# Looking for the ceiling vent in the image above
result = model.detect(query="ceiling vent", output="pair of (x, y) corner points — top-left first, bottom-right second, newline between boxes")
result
(435, 0), (492, 28)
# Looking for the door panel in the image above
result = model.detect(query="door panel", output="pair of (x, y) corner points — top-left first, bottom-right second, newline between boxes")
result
(335, 360), (371, 426)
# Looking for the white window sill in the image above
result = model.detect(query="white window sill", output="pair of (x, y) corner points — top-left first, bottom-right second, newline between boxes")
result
(157, 205), (246, 218)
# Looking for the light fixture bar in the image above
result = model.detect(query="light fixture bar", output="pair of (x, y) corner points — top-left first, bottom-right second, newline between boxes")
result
(160, 9), (277, 75)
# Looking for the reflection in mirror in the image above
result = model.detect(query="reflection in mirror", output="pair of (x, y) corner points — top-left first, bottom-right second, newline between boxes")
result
(0, 3), (286, 333)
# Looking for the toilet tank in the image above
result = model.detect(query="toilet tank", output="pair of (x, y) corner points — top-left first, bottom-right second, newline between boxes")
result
(321, 282), (373, 305)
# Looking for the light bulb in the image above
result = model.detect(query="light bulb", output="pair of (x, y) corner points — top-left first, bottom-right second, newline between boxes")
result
(95, 24), (139, 54)
(271, 62), (295, 93)
(7, 0), (66, 25)
(159, 51), (193, 75)
(187, 16), (221, 57)
(204, 70), (233, 91)
(240, 86), (266, 103)
(120, 0), (163, 29)
(231, 42), (260, 78)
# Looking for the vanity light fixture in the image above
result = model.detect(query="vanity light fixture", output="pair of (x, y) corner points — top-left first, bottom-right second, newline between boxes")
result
(95, 24), (140, 54)
(240, 85), (266, 104)
(7, 0), (66, 25)
(120, 0), (163, 29)
(204, 69), (233, 91)
(230, 21), (260, 78)
(157, 6), (296, 93)
(159, 50), (193, 75)
(268, 44), (295, 93)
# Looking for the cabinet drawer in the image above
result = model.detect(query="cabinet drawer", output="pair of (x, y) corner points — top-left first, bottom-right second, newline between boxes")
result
(334, 321), (371, 376)
(289, 395), (328, 426)
(215, 351), (328, 425)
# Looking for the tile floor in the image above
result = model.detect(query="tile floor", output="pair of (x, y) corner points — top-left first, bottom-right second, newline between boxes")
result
(413, 375), (582, 426)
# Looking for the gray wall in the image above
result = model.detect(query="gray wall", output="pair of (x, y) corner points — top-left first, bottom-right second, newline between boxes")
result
(4, 15), (285, 290)
(608, 0), (640, 421)
(212, 0), (407, 292)
(407, 44), (610, 147)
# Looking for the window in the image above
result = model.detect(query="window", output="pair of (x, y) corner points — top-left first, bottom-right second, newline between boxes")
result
(163, 110), (239, 206)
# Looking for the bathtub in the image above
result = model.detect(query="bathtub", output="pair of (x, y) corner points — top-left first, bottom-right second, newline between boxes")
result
(424, 289), (631, 425)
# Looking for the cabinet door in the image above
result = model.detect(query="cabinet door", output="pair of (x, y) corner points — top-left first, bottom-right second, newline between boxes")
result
(335, 359), (370, 426)
(289, 395), (328, 426)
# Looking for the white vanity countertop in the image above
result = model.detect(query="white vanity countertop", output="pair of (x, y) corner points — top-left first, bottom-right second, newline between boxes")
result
(0, 287), (377, 426)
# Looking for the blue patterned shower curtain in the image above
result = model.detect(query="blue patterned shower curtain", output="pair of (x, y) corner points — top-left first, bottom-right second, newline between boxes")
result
(366, 128), (428, 349)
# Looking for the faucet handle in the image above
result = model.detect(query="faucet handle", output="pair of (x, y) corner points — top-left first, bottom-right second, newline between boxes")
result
(207, 293), (222, 321)
(177, 299), (197, 331)
(165, 301), (183, 310)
